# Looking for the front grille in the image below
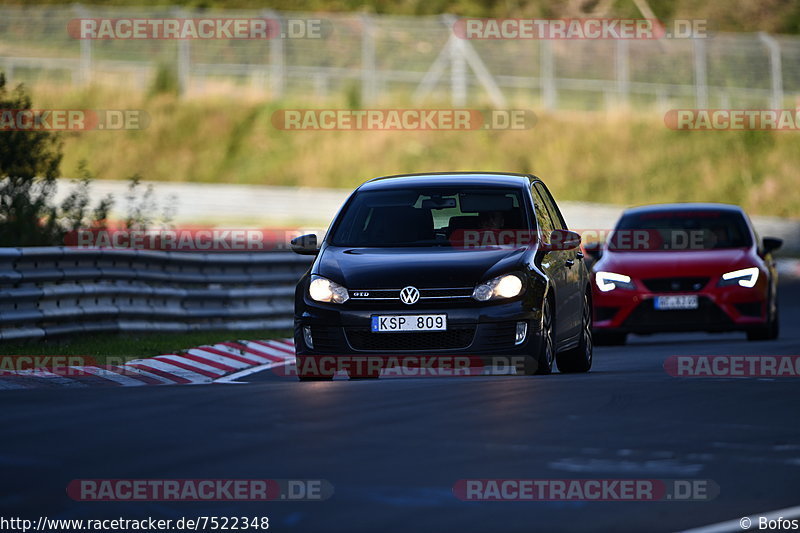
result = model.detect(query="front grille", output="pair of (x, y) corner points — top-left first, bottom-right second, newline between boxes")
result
(642, 277), (709, 293)
(734, 301), (763, 317)
(623, 297), (732, 329)
(347, 287), (474, 306)
(345, 327), (475, 351)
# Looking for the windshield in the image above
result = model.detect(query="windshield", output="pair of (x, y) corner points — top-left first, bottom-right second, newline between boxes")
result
(609, 209), (753, 251)
(329, 187), (529, 247)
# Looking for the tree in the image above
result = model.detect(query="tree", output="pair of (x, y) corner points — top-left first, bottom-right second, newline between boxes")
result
(0, 73), (112, 246)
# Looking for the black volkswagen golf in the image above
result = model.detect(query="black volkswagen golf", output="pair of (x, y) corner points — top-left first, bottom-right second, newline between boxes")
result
(291, 172), (592, 379)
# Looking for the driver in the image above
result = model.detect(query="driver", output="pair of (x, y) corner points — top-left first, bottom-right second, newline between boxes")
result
(479, 210), (505, 230)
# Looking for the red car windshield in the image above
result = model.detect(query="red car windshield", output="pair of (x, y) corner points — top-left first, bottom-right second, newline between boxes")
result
(609, 210), (753, 251)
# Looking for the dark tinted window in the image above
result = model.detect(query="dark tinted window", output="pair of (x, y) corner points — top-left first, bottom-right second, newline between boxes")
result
(330, 187), (528, 247)
(610, 209), (752, 251)
(534, 182), (566, 230)
(530, 185), (555, 243)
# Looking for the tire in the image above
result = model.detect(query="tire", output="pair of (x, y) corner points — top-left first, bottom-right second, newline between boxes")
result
(557, 291), (593, 373)
(524, 297), (555, 375)
(747, 292), (779, 341)
(593, 331), (627, 346)
(298, 375), (334, 382)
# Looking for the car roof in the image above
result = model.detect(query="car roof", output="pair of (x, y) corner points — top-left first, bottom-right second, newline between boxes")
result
(622, 203), (746, 216)
(359, 172), (535, 191)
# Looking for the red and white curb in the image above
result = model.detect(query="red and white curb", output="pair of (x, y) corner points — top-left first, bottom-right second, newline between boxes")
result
(0, 339), (295, 390)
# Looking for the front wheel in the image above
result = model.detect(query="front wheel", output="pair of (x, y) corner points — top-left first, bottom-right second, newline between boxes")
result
(523, 297), (554, 375)
(747, 293), (779, 341)
(557, 291), (593, 373)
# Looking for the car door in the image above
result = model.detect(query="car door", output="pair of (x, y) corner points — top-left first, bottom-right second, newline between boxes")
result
(533, 182), (583, 341)
(530, 183), (572, 342)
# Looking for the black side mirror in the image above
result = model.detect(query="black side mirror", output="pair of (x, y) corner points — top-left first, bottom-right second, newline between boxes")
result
(543, 229), (581, 251)
(762, 237), (783, 255)
(291, 234), (319, 255)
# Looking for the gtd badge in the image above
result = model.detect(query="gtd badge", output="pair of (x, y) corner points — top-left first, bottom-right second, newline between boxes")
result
(400, 286), (420, 305)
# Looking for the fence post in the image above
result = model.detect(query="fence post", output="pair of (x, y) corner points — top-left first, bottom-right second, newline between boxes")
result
(175, 8), (190, 97)
(450, 35), (467, 106)
(758, 32), (784, 109)
(693, 37), (708, 108)
(361, 14), (377, 105)
(540, 40), (556, 110)
(412, 37), (450, 104)
(615, 39), (630, 107)
(75, 4), (92, 86)
(268, 10), (285, 99)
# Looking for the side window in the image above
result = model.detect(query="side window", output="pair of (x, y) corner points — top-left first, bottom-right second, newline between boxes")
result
(530, 185), (555, 243)
(534, 183), (566, 231)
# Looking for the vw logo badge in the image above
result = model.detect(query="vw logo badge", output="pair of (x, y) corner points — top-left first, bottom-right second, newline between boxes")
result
(400, 286), (420, 305)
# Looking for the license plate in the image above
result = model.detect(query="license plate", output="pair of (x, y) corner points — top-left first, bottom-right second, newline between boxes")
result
(654, 295), (699, 310)
(371, 314), (447, 332)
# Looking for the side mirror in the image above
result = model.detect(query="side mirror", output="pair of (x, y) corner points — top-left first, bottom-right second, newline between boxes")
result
(291, 233), (319, 255)
(543, 229), (581, 251)
(762, 237), (783, 255)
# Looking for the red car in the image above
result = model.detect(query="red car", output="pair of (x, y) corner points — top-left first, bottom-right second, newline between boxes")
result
(589, 203), (781, 345)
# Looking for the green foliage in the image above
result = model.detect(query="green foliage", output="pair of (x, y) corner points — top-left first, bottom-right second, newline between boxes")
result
(0, 73), (66, 246)
(0, 74), (173, 247)
(0, 74), (116, 246)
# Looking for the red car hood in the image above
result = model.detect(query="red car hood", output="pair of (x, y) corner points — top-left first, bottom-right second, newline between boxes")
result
(595, 248), (755, 278)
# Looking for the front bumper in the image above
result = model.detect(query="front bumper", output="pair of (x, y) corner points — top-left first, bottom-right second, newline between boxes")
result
(593, 280), (769, 334)
(294, 297), (541, 356)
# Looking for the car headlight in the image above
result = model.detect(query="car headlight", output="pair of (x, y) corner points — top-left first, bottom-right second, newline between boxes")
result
(472, 274), (524, 301)
(595, 271), (635, 292)
(309, 275), (349, 303)
(718, 267), (759, 288)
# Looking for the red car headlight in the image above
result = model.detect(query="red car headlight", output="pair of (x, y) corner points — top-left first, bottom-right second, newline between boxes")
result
(718, 267), (759, 288)
(595, 271), (635, 292)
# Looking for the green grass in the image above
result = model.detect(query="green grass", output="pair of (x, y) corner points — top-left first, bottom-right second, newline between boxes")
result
(26, 87), (800, 219)
(0, 329), (292, 365)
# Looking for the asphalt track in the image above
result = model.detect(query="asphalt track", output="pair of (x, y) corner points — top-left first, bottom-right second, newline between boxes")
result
(2, 280), (799, 533)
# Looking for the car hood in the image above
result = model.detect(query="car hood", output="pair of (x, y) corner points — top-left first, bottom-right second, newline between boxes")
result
(316, 246), (528, 288)
(596, 248), (756, 278)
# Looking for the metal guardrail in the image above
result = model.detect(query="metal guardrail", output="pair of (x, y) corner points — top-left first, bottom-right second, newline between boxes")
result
(0, 247), (313, 342)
